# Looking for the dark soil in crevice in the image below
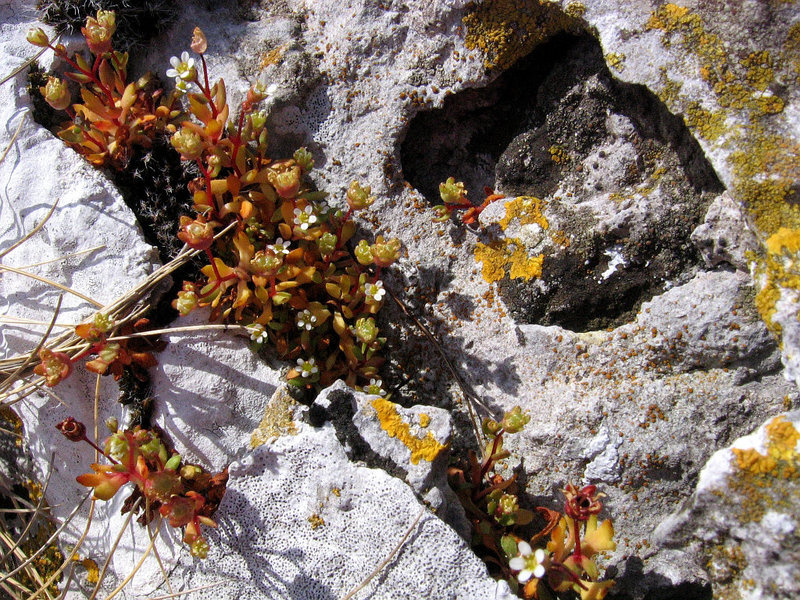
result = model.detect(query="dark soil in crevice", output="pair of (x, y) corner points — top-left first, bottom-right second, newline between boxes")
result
(400, 32), (724, 333)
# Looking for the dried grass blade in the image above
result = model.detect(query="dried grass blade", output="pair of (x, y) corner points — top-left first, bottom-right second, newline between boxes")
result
(0, 197), (59, 261)
(0, 295), (63, 396)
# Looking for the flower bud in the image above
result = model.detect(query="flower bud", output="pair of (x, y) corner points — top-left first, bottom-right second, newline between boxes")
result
(178, 216), (215, 250)
(26, 27), (50, 48)
(34, 347), (73, 386)
(250, 249), (282, 278)
(273, 167), (301, 199)
(346, 181), (375, 211)
(317, 232), (337, 256)
(354, 239), (373, 266)
(191, 27), (208, 54)
(293, 147), (314, 173)
(82, 10), (116, 55)
(370, 236), (401, 268)
(40, 76), (71, 111)
(500, 406), (530, 434)
(56, 417), (86, 442)
(105, 416), (119, 433)
(439, 177), (467, 205)
(171, 127), (205, 160)
(353, 317), (378, 344)
(173, 288), (199, 316)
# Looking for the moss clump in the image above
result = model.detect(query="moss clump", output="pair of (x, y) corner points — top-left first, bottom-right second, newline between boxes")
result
(36, 0), (178, 52)
(462, 0), (584, 71)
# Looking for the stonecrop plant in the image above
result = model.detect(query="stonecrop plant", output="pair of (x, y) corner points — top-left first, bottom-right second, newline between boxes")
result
(167, 27), (401, 391)
(27, 11), (185, 170)
(56, 417), (227, 558)
(449, 408), (616, 599)
(433, 176), (505, 225)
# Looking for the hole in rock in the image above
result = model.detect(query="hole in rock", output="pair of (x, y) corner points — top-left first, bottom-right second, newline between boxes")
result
(401, 34), (724, 332)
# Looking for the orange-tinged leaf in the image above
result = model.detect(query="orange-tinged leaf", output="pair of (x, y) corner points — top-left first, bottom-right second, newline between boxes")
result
(98, 59), (115, 89)
(227, 174), (241, 197)
(239, 199), (254, 219)
(120, 82), (137, 112)
(188, 93), (212, 123)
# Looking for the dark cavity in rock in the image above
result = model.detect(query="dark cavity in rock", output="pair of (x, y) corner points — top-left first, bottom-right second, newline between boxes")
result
(400, 34), (724, 332)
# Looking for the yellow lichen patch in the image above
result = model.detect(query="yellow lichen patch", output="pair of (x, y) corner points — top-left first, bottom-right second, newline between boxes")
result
(371, 397), (446, 465)
(78, 557), (99, 584)
(549, 145), (570, 163)
(646, 4), (786, 117)
(259, 44), (287, 69)
(784, 23), (800, 84)
(474, 239), (544, 283)
(605, 52), (626, 73)
(462, 0), (583, 71)
(728, 415), (800, 522)
(419, 413), (431, 428)
(753, 228), (800, 334)
(499, 196), (549, 230)
(684, 102), (727, 142)
(308, 513), (325, 529)
(564, 2), (586, 19)
(250, 387), (298, 448)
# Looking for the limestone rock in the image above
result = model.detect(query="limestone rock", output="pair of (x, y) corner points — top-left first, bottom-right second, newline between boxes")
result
(656, 412), (800, 600)
(185, 421), (514, 600)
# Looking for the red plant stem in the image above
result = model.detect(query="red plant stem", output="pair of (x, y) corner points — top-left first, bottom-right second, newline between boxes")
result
(197, 249), (238, 300)
(200, 55), (219, 119)
(480, 429), (505, 479)
(229, 109), (247, 177)
(51, 45), (116, 104)
(70, 341), (106, 363)
(572, 518), (583, 562)
(269, 276), (277, 298)
(196, 160), (218, 216)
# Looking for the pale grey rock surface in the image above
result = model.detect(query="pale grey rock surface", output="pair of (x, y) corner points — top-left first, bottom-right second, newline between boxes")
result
(655, 411), (800, 600)
(189, 420), (514, 600)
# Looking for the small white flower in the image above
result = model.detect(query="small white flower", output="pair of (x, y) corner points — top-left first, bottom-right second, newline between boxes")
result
(296, 309), (318, 331)
(508, 542), (547, 583)
(166, 51), (196, 82)
(364, 280), (385, 303)
(296, 357), (318, 378)
(268, 237), (291, 255)
(246, 323), (268, 344)
(293, 205), (318, 231)
(174, 78), (190, 94)
(364, 378), (387, 397)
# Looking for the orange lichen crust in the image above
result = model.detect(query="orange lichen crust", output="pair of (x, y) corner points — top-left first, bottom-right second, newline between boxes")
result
(728, 415), (800, 523)
(371, 397), (447, 464)
(753, 227), (800, 335)
(645, 4), (800, 343)
(462, 0), (584, 71)
(474, 196), (549, 283)
(474, 239), (544, 283)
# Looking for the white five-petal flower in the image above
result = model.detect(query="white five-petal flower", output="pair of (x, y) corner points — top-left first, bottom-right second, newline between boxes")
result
(508, 542), (547, 583)
(246, 323), (268, 344)
(166, 51), (196, 83)
(296, 309), (318, 331)
(268, 237), (291, 255)
(364, 378), (387, 397)
(293, 205), (318, 231)
(296, 357), (318, 378)
(364, 280), (385, 303)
